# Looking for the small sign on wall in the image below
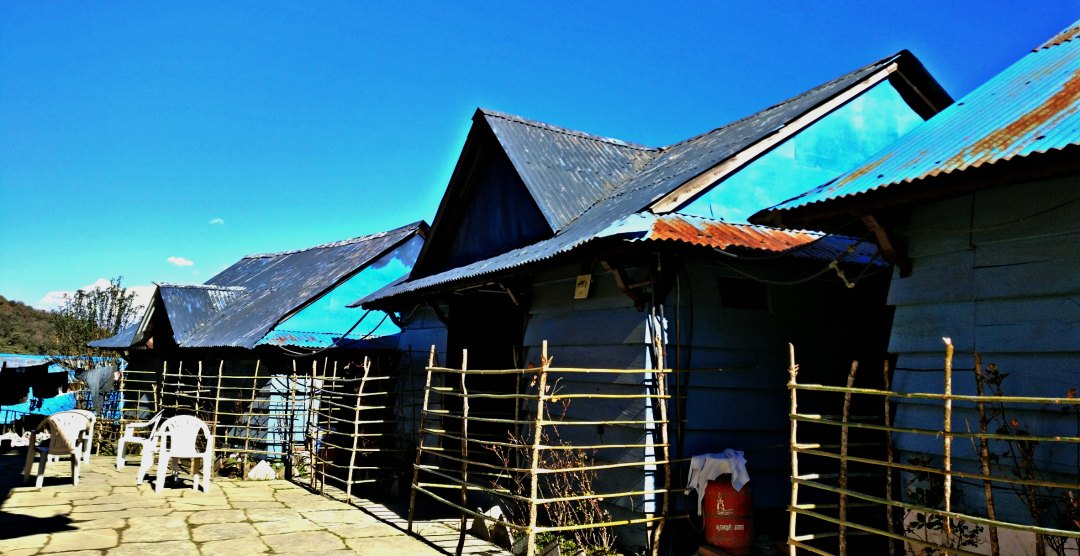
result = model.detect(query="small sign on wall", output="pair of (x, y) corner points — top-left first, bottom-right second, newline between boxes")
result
(574, 274), (592, 299)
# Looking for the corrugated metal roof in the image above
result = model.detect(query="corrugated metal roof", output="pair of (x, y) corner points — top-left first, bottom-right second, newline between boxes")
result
(181, 222), (425, 348)
(761, 19), (1080, 217)
(361, 53), (916, 306)
(94, 222), (425, 350)
(157, 284), (245, 344)
(89, 323), (139, 349)
(257, 330), (400, 350)
(482, 109), (658, 232)
(612, 213), (881, 264)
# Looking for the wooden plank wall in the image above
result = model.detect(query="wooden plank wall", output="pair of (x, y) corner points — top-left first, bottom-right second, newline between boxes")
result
(887, 175), (1080, 521)
(520, 256), (890, 547)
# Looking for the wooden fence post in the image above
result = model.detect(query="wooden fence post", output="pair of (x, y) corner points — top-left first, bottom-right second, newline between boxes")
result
(346, 357), (371, 504)
(839, 360), (859, 556)
(973, 353), (1000, 556)
(788, 344), (800, 556)
(456, 350), (469, 556)
(942, 338), (954, 547)
(527, 341), (550, 556)
(242, 359), (261, 479)
(408, 346), (437, 532)
(883, 359), (896, 556)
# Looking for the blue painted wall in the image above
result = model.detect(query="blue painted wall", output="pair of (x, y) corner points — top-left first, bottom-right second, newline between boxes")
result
(681, 81), (925, 222)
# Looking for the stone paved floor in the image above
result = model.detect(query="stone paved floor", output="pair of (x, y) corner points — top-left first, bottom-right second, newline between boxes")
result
(0, 452), (505, 555)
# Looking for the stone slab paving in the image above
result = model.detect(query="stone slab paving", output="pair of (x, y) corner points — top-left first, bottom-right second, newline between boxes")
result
(0, 452), (506, 555)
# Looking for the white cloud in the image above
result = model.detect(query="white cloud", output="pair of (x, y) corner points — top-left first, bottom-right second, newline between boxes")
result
(167, 256), (194, 267)
(209, 217), (224, 225)
(34, 279), (155, 313)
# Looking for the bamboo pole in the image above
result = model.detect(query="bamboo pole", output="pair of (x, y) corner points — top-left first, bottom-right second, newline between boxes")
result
(308, 359), (318, 490)
(196, 360), (203, 416)
(972, 352), (999, 556)
(320, 360), (338, 495)
(213, 360), (224, 454)
(242, 359), (261, 479)
(942, 338), (954, 551)
(527, 341), (550, 556)
(288, 360), (297, 478)
(456, 350), (469, 556)
(883, 359), (896, 556)
(409, 346), (437, 533)
(839, 360), (859, 556)
(650, 331), (670, 556)
(788, 344), (800, 556)
(346, 358), (370, 504)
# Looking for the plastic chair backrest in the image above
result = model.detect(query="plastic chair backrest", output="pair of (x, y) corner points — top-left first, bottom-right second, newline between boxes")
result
(158, 415), (211, 456)
(39, 411), (91, 456)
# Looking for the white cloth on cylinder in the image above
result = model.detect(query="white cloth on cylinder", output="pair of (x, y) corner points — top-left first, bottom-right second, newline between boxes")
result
(685, 449), (749, 514)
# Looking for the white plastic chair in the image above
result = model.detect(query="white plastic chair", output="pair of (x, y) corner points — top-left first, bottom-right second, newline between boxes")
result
(46, 409), (95, 464)
(22, 411), (91, 488)
(116, 412), (162, 470)
(152, 415), (213, 493)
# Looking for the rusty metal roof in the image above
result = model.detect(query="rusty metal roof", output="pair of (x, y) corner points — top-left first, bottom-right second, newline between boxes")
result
(622, 214), (881, 263)
(760, 19), (1080, 218)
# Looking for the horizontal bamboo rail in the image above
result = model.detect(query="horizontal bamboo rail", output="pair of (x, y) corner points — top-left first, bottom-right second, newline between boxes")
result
(410, 341), (672, 556)
(788, 342), (1080, 556)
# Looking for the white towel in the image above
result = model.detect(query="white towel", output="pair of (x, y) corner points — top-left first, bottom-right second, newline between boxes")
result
(685, 449), (750, 514)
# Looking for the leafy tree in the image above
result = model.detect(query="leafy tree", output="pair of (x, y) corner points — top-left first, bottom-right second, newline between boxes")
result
(50, 277), (143, 369)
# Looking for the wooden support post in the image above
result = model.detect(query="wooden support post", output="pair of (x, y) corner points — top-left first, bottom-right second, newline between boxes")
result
(650, 365), (671, 556)
(456, 350), (469, 556)
(942, 338), (954, 548)
(213, 360), (224, 455)
(527, 341), (550, 556)
(196, 360), (204, 416)
(346, 357), (370, 504)
(788, 344), (800, 556)
(288, 360), (298, 479)
(839, 360), (859, 556)
(408, 346), (437, 532)
(973, 353), (1000, 556)
(242, 359), (261, 479)
(308, 360), (318, 490)
(319, 360), (338, 495)
(883, 359), (896, 556)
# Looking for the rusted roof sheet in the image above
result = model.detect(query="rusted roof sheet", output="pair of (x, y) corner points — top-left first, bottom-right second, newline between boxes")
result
(483, 109), (657, 232)
(609, 213), (882, 264)
(761, 19), (1080, 217)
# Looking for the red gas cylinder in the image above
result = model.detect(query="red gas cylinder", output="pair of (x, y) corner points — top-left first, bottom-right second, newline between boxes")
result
(702, 478), (753, 555)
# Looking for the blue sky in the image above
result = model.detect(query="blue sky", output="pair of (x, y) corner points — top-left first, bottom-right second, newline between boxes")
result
(2, 2), (1077, 310)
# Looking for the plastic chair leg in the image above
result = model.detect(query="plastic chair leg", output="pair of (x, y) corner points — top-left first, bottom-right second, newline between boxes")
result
(35, 454), (47, 488)
(71, 457), (80, 486)
(22, 449), (35, 482)
(155, 454), (169, 493)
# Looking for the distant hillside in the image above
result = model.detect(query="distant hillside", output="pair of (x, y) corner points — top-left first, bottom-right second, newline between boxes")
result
(0, 295), (57, 355)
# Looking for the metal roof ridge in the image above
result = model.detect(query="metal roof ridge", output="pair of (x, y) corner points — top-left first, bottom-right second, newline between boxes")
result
(154, 282), (246, 291)
(242, 221), (424, 259)
(478, 107), (657, 151)
(660, 213), (829, 237)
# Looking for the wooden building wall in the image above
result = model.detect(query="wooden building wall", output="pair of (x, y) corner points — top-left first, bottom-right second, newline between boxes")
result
(886, 174), (1080, 520)
(520, 254), (891, 548)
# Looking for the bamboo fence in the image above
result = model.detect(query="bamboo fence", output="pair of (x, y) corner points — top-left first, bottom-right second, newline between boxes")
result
(111, 355), (408, 491)
(409, 341), (672, 556)
(788, 341), (1080, 556)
